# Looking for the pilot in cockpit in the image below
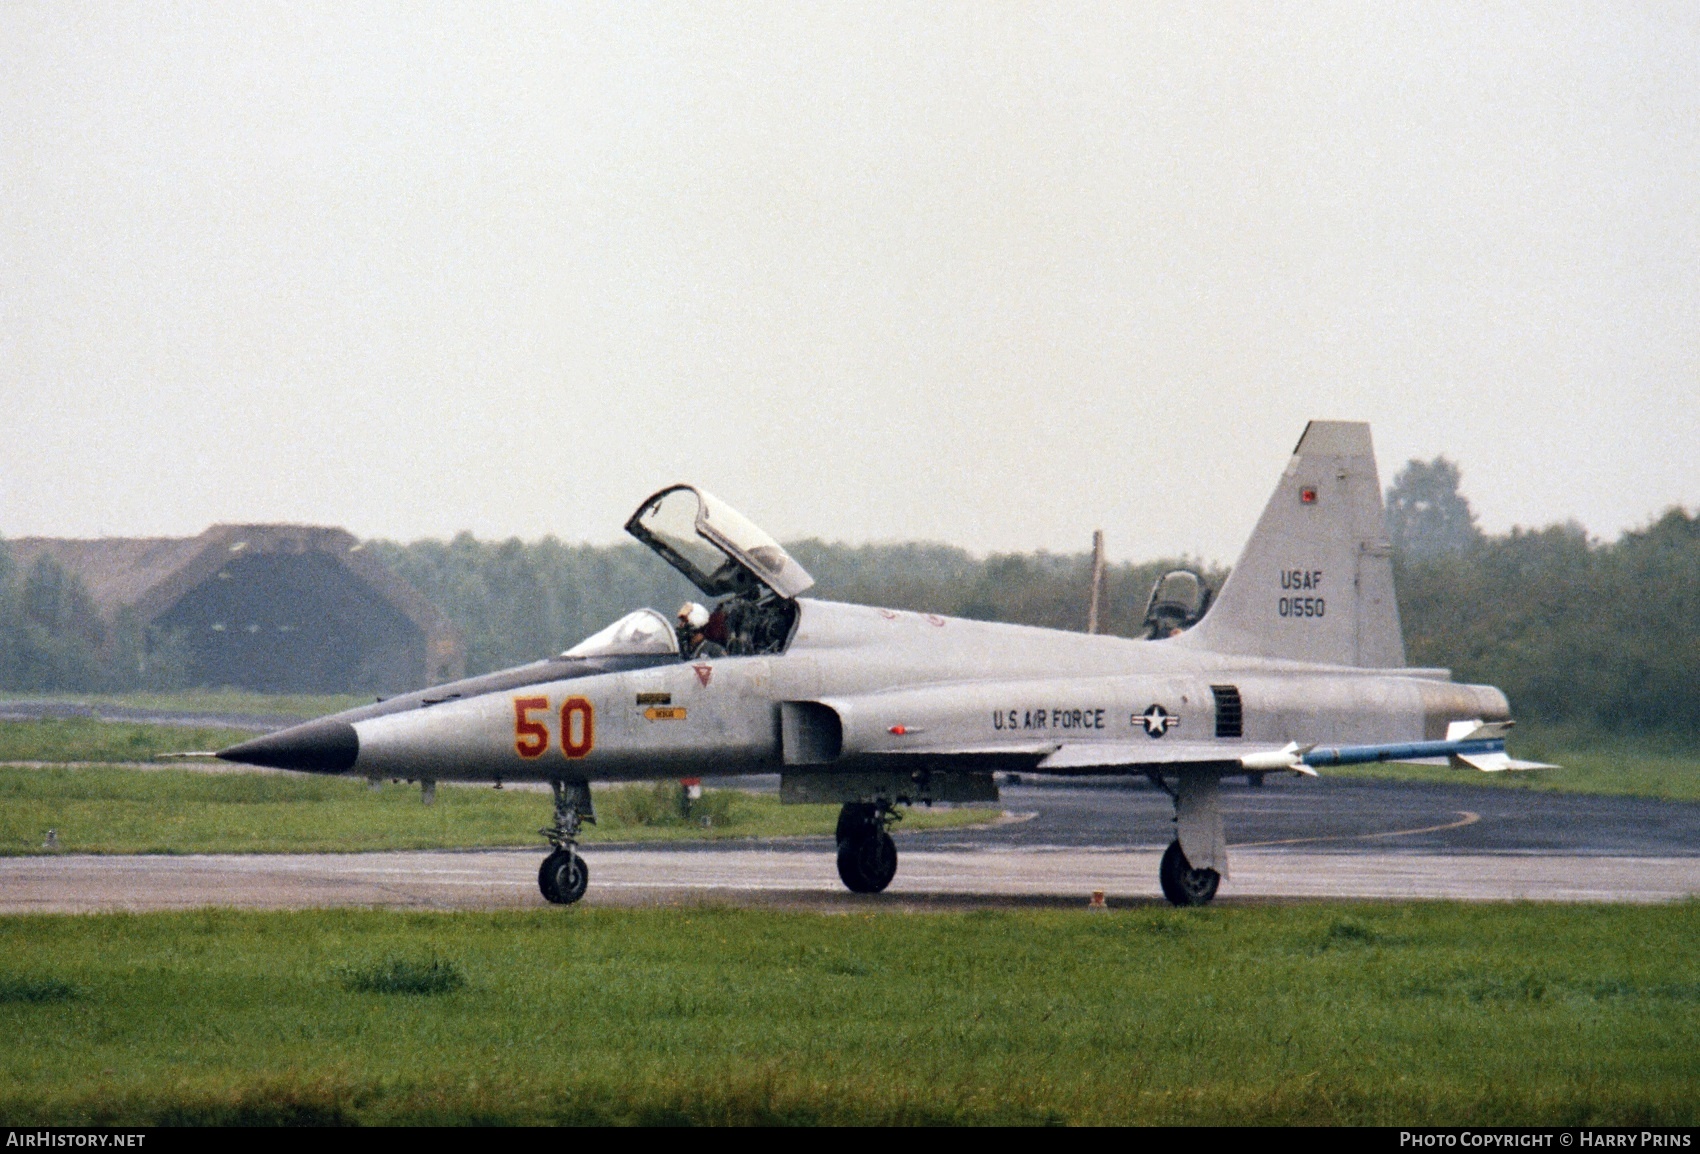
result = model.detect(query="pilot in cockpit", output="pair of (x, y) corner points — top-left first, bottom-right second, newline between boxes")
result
(676, 602), (729, 660)
(631, 486), (809, 660)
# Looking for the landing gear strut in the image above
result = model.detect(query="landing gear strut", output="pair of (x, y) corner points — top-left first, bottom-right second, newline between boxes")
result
(835, 802), (899, 894)
(539, 779), (594, 905)
(1158, 839), (1219, 907)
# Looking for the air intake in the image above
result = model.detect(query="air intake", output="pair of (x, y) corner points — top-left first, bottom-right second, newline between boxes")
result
(1211, 685), (1243, 739)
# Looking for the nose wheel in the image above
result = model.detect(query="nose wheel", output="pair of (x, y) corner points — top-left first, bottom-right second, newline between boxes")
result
(539, 848), (589, 905)
(835, 802), (899, 893)
(539, 779), (594, 905)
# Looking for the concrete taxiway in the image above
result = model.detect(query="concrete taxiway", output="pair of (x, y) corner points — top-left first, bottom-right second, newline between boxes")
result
(4, 845), (1699, 913)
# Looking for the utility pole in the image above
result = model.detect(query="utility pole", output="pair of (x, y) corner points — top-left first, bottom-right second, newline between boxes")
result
(1087, 529), (1106, 634)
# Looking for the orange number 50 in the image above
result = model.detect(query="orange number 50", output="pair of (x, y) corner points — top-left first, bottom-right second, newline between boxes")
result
(561, 697), (594, 759)
(514, 696), (549, 758)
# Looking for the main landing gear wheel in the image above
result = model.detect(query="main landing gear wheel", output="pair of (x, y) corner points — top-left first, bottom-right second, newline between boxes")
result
(539, 848), (589, 905)
(835, 802), (899, 894)
(1159, 839), (1220, 907)
(837, 830), (898, 893)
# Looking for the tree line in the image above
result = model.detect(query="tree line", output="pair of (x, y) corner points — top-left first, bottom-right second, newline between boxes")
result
(1383, 456), (1700, 734)
(1, 460), (1695, 737)
(0, 547), (164, 693)
(1397, 509), (1700, 734)
(365, 534), (1225, 676)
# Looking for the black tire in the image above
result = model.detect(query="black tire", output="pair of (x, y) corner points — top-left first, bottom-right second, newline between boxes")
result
(836, 830), (897, 894)
(538, 855), (558, 903)
(835, 802), (877, 844)
(539, 849), (589, 905)
(1158, 839), (1219, 907)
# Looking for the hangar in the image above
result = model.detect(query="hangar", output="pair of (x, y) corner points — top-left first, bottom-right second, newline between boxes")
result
(6, 524), (464, 694)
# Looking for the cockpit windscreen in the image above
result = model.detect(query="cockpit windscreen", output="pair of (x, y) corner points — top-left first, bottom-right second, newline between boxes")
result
(561, 609), (681, 659)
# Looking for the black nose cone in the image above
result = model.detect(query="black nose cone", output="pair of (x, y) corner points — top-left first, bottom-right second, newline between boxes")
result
(218, 718), (359, 773)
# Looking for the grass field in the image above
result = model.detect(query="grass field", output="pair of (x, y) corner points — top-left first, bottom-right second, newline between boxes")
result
(0, 766), (991, 855)
(1, 903), (1697, 1125)
(0, 718), (261, 764)
(1329, 725), (1700, 803)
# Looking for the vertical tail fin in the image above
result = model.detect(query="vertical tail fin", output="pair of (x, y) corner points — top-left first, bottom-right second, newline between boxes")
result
(1175, 420), (1405, 668)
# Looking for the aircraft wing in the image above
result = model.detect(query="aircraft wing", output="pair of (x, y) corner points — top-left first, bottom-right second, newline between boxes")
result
(862, 739), (1316, 775)
(879, 730), (1555, 776)
(1037, 741), (1313, 774)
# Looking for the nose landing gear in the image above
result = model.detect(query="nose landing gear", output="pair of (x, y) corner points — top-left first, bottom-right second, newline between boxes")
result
(539, 780), (594, 905)
(835, 801), (900, 893)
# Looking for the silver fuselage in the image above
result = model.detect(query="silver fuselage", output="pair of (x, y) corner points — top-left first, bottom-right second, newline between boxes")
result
(340, 597), (1506, 783)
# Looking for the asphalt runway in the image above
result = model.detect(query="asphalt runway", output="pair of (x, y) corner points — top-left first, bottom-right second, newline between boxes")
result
(915, 775), (1700, 857)
(5, 776), (1699, 912)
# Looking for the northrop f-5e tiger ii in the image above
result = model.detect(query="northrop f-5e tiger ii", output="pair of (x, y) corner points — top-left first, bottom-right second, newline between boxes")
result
(218, 421), (1549, 906)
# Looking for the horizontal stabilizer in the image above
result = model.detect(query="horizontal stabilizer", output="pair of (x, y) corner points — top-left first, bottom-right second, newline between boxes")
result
(1445, 719), (1515, 742)
(1451, 751), (1558, 772)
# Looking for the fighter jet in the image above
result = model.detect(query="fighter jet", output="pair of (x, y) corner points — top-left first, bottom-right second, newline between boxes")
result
(217, 421), (1549, 906)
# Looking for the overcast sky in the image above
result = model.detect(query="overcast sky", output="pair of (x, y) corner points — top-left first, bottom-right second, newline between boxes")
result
(3, 4), (1696, 563)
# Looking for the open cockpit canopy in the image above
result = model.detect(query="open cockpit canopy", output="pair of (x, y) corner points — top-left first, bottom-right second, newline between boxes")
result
(560, 608), (680, 659)
(625, 485), (815, 600)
